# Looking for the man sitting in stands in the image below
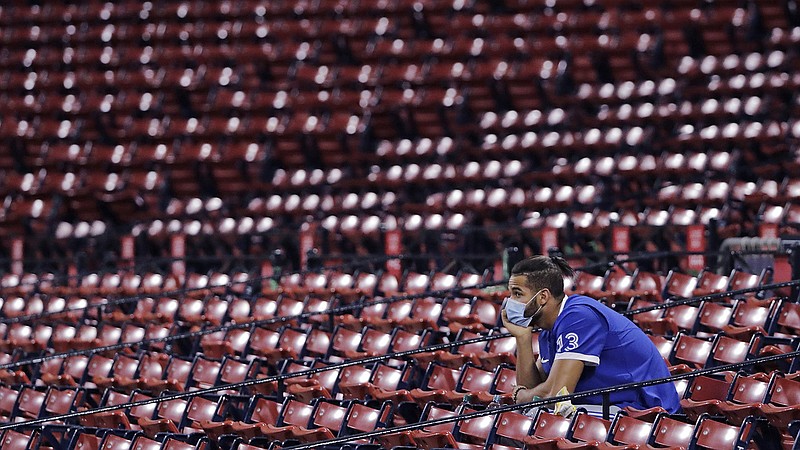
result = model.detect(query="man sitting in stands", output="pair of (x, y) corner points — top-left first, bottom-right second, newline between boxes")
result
(503, 255), (681, 418)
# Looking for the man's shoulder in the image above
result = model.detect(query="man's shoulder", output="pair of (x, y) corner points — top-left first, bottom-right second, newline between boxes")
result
(563, 294), (624, 318)
(561, 295), (606, 317)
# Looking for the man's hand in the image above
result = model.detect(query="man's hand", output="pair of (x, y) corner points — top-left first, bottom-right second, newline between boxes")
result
(553, 386), (577, 418)
(502, 309), (533, 338)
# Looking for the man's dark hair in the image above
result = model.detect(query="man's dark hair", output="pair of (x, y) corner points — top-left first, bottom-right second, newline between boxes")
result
(510, 255), (575, 299)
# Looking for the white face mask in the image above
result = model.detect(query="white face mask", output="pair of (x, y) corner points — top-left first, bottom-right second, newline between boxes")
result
(503, 288), (545, 328)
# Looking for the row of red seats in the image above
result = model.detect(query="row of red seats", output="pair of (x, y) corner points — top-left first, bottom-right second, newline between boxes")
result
(648, 331), (799, 376)
(571, 267), (713, 304)
(14, 292), (790, 391)
(0, 1), (792, 238)
(7, 366), (790, 450)
(0, 7), (784, 65)
(0, 266), (493, 303)
(0, 149), (790, 206)
(0, 263), (787, 448)
(634, 295), (778, 338)
(73, 388), (780, 450)
(6, 193), (770, 239)
(0, 428), (208, 450)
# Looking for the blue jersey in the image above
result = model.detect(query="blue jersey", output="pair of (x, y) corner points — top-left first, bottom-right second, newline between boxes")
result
(538, 295), (682, 413)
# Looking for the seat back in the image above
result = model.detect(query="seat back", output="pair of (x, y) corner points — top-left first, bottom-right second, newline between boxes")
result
(648, 335), (674, 361)
(607, 414), (653, 446)
(423, 363), (460, 391)
(663, 304), (700, 334)
(628, 299), (663, 324)
(163, 436), (207, 450)
(670, 333), (713, 369)
(457, 408), (494, 444)
(329, 326), (362, 356)
(0, 386), (20, 417)
(568, 272), (604, 295)
(709, 335), (751, 366)
(683, 375), (731, 402)
(492, 411), (533, 444)
(390, 329), (428, 352)
(247, 327), (280, 355)
(732, 298), (776, 329)
(335, 365), (372, 397)
(775, 301), (800, 334)
(301, 327), (331, 358)
(309, 360), (339, 393)
(184, 396), (221, 423)
(371, 362), (412, 390)
(492, 365), (517, 394)
(451, 329), (488, 355)
(280, 399), (314, 427)
(137, 353), (167, 380)
(358, 328), (392, 355)
(155, 398), (188, 424)
(663, 271), (697, 299)
(631, 270), (664, 298)
(403, 272), (431, 294)
(697, 302), (733, 334)
(692, 416), (754, 449)
(384, 300), (413, 322)
(309, 400), (348, 434)
(218, 356), (258, 385)
(457, 364), (494, 393)
(62, 355), (90, 382)
(694, 271), (729, 295)
(566, 410), (611, 444)
(727, 270), (762, 291)
(472, 299), (501, 327)
(486, 335), (517, 357)
(189, 356), (222, 389)
(43, 387), (84, 416)
(531, 410), (570, 439)
(86, 354), (114, 379)
(728, 373), (770, 404)
(767, 375), (800, 406)
(129, 391), (157, 421)
(430, 272), (457, 291)
(278, 327), (309, 356)
(0, 430), (39, 450)
(246, 396), (282, 424)
(649, 415), (695, 448)
(421, 404), (457, 433)
(98, 434), (134, 450)
(602, 268), (633, 295)
(165, 357), (193, 390)
(15, 387), (46, 419)
(343, 402), (391, 434)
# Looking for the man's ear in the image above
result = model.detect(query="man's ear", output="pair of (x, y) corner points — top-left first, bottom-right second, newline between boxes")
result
(539, 288), (550, 302)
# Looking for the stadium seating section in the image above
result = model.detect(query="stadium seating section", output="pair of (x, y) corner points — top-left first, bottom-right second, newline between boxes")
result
(1, 0), (800, 449)
(0, 0), (797, 262)
(0, 263), (796, 449)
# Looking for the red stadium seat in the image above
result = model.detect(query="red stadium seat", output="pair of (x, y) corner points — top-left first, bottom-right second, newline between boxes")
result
(522, 409), (572, 449)
(648, 414), (695, 449)
(695, 301), (734, 337)
(692, 415), (756, 450)
(559, 410), (612, 449)
(597, 414), (653, 449)
(717, 372), (771, 425)
(668, 333), (714, 374)
(759, 375), (800, 434)
(680, 373), (734, 421)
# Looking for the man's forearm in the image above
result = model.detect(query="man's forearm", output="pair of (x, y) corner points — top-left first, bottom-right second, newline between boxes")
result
(515, 332), (542, 388)
(515, 359), (585, 405)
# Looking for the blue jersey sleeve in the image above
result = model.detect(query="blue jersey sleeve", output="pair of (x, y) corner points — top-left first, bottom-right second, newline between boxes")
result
(553, 305), (608, 366)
